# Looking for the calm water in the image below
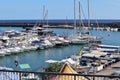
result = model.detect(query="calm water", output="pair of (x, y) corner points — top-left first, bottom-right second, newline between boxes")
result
(0, 27), (120, 71)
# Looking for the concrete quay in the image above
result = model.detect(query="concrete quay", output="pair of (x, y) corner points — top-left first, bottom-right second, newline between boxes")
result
(95, 61), (120, 75)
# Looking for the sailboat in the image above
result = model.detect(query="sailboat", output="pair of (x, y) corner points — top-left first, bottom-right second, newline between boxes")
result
(67, 0), (89, 45)
(79, 0), (102, 43)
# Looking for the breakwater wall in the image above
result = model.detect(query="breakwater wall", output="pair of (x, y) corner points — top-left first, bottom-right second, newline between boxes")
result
(0, 20), (120, 28)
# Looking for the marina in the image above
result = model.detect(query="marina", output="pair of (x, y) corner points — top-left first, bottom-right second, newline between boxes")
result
(0, 0), (120, 79)
(0, 26), (119, 73)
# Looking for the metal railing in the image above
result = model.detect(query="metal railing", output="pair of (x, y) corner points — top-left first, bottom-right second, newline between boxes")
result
(0, 69), (120, 80)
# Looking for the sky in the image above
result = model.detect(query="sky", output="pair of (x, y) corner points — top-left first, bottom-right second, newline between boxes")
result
(0, 0), (120, 20)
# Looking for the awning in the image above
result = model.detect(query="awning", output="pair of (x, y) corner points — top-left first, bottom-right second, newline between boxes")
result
(19, 64), (31, 69)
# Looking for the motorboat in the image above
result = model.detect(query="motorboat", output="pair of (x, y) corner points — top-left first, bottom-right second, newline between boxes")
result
(70, 38), (88, 45)
(57, 37), (70, 46)
(0, 50), (6, 56)
(93, 44), (120, 49)
(41, 39), (54, 48)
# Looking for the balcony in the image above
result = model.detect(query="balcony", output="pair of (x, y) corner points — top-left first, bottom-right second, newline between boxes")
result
(0, 69), (120, 80)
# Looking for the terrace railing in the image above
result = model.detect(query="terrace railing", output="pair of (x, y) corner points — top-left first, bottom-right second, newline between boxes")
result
(0, 69), (120, 80)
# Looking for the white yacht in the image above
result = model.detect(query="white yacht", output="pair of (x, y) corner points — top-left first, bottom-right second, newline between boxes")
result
(68, 33), (88, 45)
(30, 45), (38, 51)
(70, 38), (88, 45)
(8, 47), (20, 54)
(93, 44), (120, 49)
(57, 37), (70, 46)
(41, 39), (54, 49)
(1, 48), (11, 56)
(0, 49), (6, 56)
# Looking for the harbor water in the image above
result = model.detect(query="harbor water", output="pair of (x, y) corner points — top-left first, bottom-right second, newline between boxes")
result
(0, 27), (120, 72)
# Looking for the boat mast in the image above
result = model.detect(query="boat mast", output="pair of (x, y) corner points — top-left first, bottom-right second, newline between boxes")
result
(79, 1), (82, 30)
(66, 16), (69, 36)
(46, 10), (48, 26)
(43, 5), (45, 26)
(44, 9), (48, 26)
(65, 16), (68, 26)
(74, 0), (76, 29)
(87, 0), (90, 30)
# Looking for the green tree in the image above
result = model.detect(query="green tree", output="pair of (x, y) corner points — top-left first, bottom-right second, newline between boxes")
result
(45, 63), (63, 72)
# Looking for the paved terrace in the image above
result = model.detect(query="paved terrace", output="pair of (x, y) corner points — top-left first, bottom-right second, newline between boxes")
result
(95, 61), (120, 75)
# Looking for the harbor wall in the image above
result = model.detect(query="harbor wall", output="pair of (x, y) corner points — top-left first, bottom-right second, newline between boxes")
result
(0, 20), (120, 29)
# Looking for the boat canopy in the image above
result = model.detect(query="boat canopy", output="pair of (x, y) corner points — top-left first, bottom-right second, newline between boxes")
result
(82, 51), (108, 58)
(19, 64), (31, 69)
(45, 59), (60, 63)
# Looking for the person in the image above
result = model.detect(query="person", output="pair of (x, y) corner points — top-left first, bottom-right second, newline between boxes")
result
(14, 60), (18, 69)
